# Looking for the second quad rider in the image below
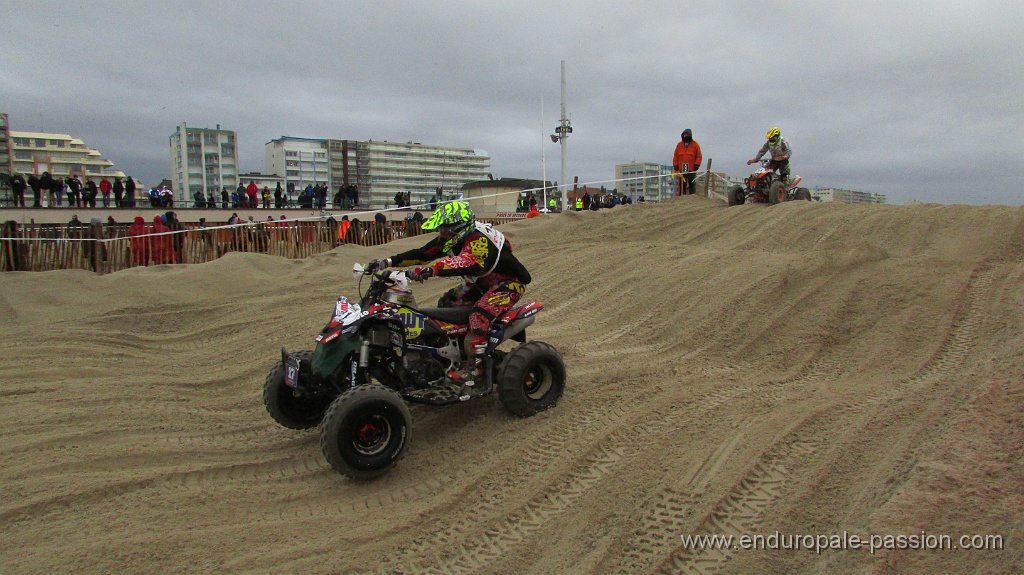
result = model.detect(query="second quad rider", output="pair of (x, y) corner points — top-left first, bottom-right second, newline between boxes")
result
(748, 126), (793, 185)
(366, 201), (532, 393)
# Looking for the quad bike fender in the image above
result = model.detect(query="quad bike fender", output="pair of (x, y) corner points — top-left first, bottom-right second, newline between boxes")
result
(312, 335), (361, 379)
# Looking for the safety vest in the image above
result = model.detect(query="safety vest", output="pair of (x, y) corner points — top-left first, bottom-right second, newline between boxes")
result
(575, 197), (583, 209)
(549, 198), (556, 208)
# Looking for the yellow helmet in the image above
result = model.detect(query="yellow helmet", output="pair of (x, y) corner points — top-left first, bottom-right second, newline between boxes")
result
(767, 127), (781, 144)
(422, 201), (475, 251)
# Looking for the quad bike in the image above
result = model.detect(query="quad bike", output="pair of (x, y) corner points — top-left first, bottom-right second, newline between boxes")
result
(263, 263), (566, 480)
(727, 159), (811, 206)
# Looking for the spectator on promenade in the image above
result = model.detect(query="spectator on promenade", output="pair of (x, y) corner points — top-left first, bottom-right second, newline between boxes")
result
(274, 182), (284, 209)
(52, 177), (66, 207)
(27, 173), (42, 207)
(125, 176), (137, 207)
(262, 186), (271, 209)
(65, 174), (82, 207)
(10, 171), (27, 208)
(236, 183), (246, 208)
(113, 177), (124, 207)
(99, 177), (112, 208)
(246, 180), (258, 208)
(84, 177), (99, 208)
(221, 187), (229, 209)
(195, 189), (206, 208)
(40, 172), (57, 208)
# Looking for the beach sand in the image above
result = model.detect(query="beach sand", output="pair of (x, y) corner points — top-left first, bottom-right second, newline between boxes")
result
(2, 196), (1022, 574)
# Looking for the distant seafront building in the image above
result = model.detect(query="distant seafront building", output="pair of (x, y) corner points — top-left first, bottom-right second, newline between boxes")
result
(1, 113), (12, 176)
(265, 137), (331, 200)
(8, 128), (123, 181)
(615, 162), (674, 202)
(169, 123), (240, 203)
(815, 188), (887, 204)
(266, 137), (491, 209)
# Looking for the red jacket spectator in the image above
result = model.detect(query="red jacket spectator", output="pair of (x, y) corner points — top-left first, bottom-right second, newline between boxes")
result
(246, 181), (259, 207)
(151, 216), (174, 264)
(128, 216), (150, 265)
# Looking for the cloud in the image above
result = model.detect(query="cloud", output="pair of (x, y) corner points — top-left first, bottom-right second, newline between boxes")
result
(2, 0), (1021, 204)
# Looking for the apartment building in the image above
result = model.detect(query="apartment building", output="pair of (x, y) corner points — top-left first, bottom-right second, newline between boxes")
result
(1, 113), (12, 176)
(265, 137), (330, 199)
(615, 162), (674, 202)
(266, 137), (490, 209)
(815, 188), (887, 204)
(169, 123), (239, 204)
(9, 130), (123, 181)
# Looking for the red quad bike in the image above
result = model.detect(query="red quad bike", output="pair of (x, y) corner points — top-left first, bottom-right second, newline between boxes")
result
(727, 159), (811, 206)
(263, 263), (567, 480)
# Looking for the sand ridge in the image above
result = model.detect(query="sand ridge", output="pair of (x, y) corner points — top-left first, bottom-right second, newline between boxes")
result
(2, 196), (1022, 574)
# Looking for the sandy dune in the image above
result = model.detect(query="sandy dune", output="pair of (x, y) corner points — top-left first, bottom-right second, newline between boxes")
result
(2, 197), (1022, 574)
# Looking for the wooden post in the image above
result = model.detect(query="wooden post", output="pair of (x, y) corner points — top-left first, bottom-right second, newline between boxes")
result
(704, 158), (713, 199)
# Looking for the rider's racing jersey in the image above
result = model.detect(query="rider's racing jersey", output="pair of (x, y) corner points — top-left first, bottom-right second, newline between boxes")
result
(389, 221), (532, 290)
(755, 137), (793, 162)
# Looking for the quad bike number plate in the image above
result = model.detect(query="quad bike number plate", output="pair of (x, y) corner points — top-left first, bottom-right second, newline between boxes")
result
(284, 356), (301, 389)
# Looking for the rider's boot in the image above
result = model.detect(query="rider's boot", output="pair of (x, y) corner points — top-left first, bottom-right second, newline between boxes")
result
(448, 334), (486, 398)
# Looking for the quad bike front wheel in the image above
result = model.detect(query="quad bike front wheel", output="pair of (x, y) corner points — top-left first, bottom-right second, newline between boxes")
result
(727, 185), (744, 206)
(320, 385), (412, 480)
(498, 341), (566, 417)
(264, 350), (333, 430)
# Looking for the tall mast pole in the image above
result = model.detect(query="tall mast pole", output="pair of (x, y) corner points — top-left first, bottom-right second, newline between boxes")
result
(558, 60), (571, 212)
(541, 95), (547, 208)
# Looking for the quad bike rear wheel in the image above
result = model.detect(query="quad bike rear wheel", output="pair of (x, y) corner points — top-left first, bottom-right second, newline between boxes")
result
(498, 341), (566, 417)
(793, 187), (812, 201)
(727, 185), (744, 206)
(264, 350), (333, 430)
(769, 182), (785, 205)
(320, 385), (412, 480)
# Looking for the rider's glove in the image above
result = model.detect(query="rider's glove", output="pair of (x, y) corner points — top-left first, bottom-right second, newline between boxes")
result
(408, 266), (434, 282)
(367, 258), (390, 274)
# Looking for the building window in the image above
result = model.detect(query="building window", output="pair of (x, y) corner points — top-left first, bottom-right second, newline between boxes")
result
(36, 139), (47, 147)
(285, 151), (297, 157)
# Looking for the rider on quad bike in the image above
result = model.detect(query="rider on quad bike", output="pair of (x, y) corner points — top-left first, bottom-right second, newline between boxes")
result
(747, 127), (793, 185)
(366, 200), (532, 395)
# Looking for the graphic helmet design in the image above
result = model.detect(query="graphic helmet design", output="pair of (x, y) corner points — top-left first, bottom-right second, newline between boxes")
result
(422, 201), (475, 252)
(767, 127), (781, 144)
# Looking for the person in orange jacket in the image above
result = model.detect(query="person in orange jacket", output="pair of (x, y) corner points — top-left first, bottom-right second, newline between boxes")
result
(672, 128), (703, 196)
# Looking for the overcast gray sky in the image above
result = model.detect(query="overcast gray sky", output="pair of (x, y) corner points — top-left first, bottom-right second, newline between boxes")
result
(3, 1), (1022, 205)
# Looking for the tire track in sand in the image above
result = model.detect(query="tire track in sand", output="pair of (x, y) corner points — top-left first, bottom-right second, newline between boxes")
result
(641, 265), (994, 574)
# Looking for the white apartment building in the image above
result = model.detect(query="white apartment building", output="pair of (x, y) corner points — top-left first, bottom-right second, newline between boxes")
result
(266, 137), (490, 209)
(265, 136), (330, 199)
(9, 130), (123, 180)
(615, 162), (674, 202)
(169, 122), (239, 204)
(815, 188), (887, 204)
(1, 113), (12, 177)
